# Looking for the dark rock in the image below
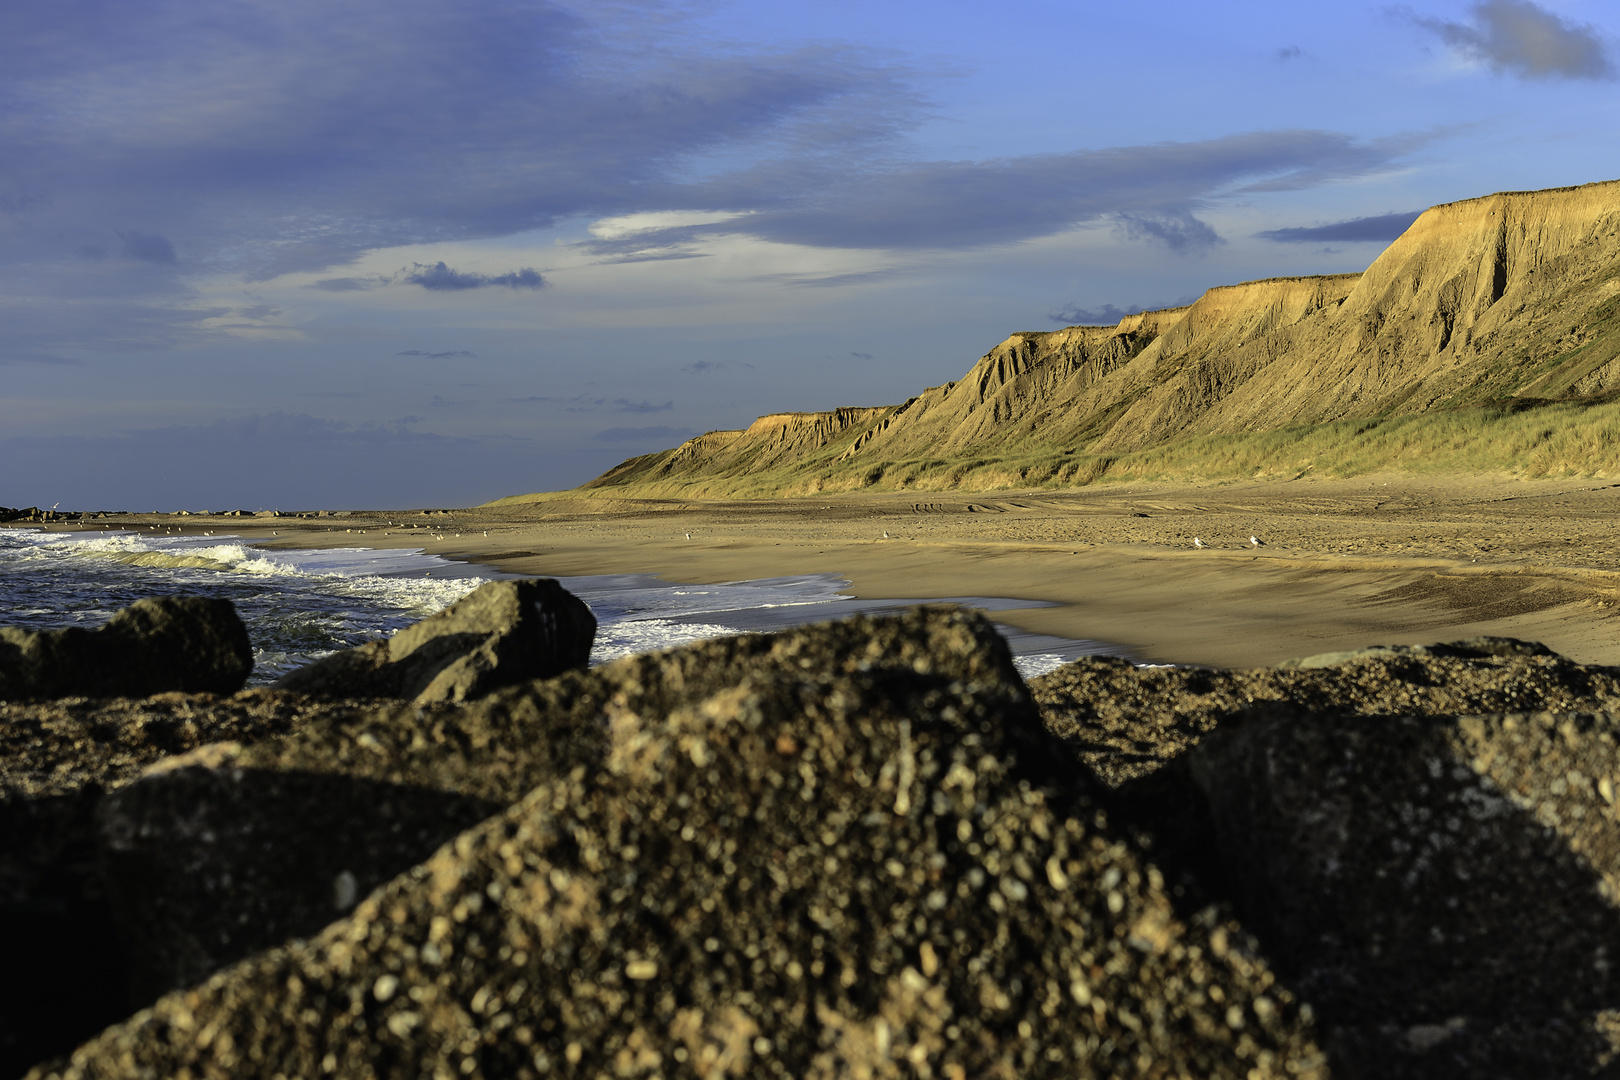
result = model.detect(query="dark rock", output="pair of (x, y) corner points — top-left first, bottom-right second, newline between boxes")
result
(91, 606), (1052, 1007)
(1187, 708), (1620, 1078)
(0, 596), (253, 701)
(37, 641), (1326, 1079)
(0, 689), (367, 1079)
(1278, 635), (1558, 668)
(94, 685), (602, 1003)
(270, 578), (596, 703)
(1029, 641), (1615, 787)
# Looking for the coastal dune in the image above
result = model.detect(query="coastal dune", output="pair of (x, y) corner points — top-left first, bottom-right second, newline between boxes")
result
(555, 178), (1620, 499)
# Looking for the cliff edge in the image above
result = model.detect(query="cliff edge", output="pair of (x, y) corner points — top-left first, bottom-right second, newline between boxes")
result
(536, 178), (1620, 499)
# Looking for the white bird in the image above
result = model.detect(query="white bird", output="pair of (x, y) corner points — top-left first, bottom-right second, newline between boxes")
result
(685, 532), (691, 540)
(1249, 535), (1265, 547)
(1193, 537), (1207, 549)
(483, 531), (488, 537)
(882, 530), (890, 539)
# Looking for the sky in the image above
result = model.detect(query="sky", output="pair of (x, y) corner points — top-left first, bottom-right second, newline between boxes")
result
(3, 0), (1618, 510)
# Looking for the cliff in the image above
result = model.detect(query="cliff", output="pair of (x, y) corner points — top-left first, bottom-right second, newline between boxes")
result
(568, 178), (1620, 498)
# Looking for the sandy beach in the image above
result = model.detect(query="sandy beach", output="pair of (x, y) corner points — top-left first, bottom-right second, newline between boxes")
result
(26, 471), (1620, 668)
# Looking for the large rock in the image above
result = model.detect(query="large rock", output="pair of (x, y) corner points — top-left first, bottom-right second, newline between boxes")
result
(1029, 637), (1620, 787)
(36, 643), (1326, 1080)
(91, 607), (1050, 1007)
(270, 578), (595, 703)
(0, 597), (253, 700)
(0, 689), (367, 1079)
(1187, 708), (1620, 1078)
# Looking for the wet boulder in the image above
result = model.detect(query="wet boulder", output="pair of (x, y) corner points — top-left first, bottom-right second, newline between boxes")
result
(0, 597), (253, 701)
(40, 651), (1326, 1080)
(1187, 708), (1620, 1078)
(270, 578), (596, 703)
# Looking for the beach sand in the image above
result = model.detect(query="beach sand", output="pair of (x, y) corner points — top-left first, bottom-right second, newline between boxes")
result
(38, 472), (1620, 668)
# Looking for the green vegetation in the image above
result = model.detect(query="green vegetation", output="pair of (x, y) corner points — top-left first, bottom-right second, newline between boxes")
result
(487, 395), (1620, 504)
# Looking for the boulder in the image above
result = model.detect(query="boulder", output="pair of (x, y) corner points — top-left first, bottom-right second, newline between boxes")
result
(1187, 708), (1620, 1078)
(0, 689), (366, 1079)
(38, 640), (1326, 1080)
(270, 578), (595, 703)
(0, 597), (253, 701)
(1029, 639), (1620, 787)
(91, 606), (1049, 1006)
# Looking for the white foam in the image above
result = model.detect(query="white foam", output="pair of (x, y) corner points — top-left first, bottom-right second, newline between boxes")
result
(1, 530), (1122, 678)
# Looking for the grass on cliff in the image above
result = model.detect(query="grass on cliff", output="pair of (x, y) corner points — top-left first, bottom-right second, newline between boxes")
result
(489, 396), (1620, 503)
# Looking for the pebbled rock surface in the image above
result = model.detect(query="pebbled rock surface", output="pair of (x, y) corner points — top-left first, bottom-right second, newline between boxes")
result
(90, 606), (1060, 1008)
(1029, 637), (1620, 786)
(270, 578), (596, 703)
(0, 597), (253, 701)
(1189, 707), (1620, 1078)
(34, 644), (1326, 1080)
(0, 689), (377, 1078)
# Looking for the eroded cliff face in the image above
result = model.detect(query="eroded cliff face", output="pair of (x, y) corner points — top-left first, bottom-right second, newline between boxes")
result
(583, 178), (1620, 494)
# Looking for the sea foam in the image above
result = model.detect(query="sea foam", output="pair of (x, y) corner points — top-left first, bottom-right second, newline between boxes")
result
(0, 530), (1117, 682)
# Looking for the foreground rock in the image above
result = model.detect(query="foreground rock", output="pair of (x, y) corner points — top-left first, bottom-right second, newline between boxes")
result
(1029, 637), (1620, 786)
(93, 607), (1057, 1005)
(1190, 707), (1620, 1078)
(0, 597), (253, 701)
(1034, 639), (1620, 1077)
(38, 625), (1325, 1080)
(0, 690), (380, 1077)
(270, 578), (595, 703)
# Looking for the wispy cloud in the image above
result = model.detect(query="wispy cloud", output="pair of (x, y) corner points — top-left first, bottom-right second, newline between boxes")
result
(396, 349), (478, 359)
(594, 425), (696, 444)
(603, 130), (1420, 256)
(116, 231), (178, 265)
(1049, 297), (1198, 325)
(614, 399), (673, 413)
(678, 360), (757, 375)
(309, 277), (378, 292)
(1405, 0), (1614, 80)
(750, 269), (902, 288)
(399, 263), (545, 291)
(1258, 210), (1423, 243)
(850, 351), (874, 360)
(0, 351), (83, 366)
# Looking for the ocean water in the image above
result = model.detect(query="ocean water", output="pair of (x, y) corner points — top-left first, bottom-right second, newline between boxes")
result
(0, 528), (1120, 683)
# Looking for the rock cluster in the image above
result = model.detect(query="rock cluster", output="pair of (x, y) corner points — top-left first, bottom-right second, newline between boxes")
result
(8, 583), (1620, 1078)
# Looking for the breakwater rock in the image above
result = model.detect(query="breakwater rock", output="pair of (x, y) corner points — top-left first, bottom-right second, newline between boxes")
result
(0, 596), (252, 700)
(271, 578), (597, 703)
(7, 585), (1620, 1077)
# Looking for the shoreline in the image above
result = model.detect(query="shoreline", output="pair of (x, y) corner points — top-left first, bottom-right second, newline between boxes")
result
(15, 472), (1620, 667)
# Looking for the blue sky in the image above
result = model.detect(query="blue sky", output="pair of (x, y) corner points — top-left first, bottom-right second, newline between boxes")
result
(3, 0), (1617, 508)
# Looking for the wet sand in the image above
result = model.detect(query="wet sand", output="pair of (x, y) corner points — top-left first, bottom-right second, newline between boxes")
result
(37, 472), (1620, 668)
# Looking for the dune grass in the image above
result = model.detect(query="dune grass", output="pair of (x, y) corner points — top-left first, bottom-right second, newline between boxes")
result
(487, 396), (1620, 504)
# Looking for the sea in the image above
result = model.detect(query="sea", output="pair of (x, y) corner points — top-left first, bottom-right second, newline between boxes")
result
(0, 528), (1122, 683)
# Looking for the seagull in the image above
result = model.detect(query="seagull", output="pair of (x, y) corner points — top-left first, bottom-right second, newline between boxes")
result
(685, 532), (691, 540)
(1193, 537), (1207, 549)
(882, 530), (890, 539)
(1249, 535), (1265, 547)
